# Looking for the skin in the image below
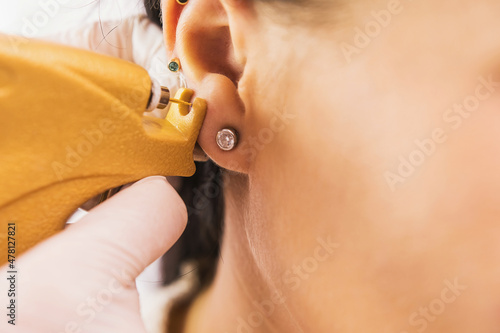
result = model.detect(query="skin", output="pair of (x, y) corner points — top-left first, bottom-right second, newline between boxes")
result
(162, 0), (500, 332)
(0, 177), (187, 333)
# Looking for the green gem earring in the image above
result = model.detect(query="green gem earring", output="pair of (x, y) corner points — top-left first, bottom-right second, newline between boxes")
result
(168, 58), (181, 72)
(167, 57), (187, 89)
(176, 0), (188, 5)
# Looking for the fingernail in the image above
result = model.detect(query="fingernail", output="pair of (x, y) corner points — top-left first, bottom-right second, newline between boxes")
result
(132, 176), (168, 187)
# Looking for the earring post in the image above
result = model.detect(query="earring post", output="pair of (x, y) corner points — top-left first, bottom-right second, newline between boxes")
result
(169, 98), (192, 106)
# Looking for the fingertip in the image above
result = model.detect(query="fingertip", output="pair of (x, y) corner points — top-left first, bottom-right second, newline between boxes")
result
(131, 175), (169, 187)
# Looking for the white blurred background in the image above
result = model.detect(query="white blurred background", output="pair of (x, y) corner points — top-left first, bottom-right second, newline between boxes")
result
(0, 0), (145, 36)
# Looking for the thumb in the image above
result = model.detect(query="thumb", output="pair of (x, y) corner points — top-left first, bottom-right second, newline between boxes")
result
(71, 176), (188, 277)
(24, 176), (189, 281)
(2, 177), (186, 333)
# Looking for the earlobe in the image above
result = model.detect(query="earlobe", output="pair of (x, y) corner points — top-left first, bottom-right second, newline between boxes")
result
(195, 73), (250, 173)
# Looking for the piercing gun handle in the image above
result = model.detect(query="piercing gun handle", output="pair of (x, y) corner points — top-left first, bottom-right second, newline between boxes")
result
(0, 35), (206, 263)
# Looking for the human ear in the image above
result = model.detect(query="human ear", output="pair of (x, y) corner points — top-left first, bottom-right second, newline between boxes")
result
(162, 0), (255, 173)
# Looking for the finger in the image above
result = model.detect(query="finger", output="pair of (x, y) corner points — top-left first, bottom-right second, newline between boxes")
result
(82, 176), (187, 275)
(1, 177), (182, 333)
(53, 176), (188, 278)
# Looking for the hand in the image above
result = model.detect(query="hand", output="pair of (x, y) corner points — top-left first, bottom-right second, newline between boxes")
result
(0, 176), (187, 333)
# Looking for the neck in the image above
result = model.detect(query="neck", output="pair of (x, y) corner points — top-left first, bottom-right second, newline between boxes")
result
(182, 173), (304, 333)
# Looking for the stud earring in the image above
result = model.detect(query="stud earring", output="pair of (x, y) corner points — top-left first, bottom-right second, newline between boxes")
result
(168, 57), (187, 89)
(176, 0), (188, 5)
(216, 128), (238, 151)
(168, 58), (181, 73)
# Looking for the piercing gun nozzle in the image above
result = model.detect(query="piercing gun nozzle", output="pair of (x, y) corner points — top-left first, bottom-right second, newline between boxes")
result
(147, 78), (193, 111)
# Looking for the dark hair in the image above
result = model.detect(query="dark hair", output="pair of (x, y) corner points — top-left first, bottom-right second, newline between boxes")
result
(162, 161), (224, 286)
(142, 0), (224, 288)
(144, 0), (163, 27)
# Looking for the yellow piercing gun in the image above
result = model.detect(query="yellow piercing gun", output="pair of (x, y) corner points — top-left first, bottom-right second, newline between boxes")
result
(0, 35), (206, 263)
